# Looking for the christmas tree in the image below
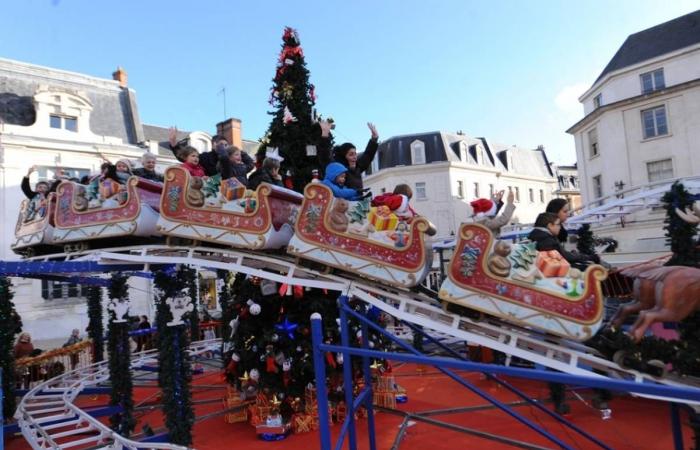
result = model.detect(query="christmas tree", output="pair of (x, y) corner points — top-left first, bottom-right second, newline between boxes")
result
(221, 275), (391, 420)
(0, 276), (21, 420)
(510, 242), (537, 270)
(258, 27), (329, 193)
(662, 182), (699, 267)
(576, 224), (596, 256)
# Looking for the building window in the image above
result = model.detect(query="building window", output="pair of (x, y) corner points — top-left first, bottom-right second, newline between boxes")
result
(592, 175), (603, 199)
(528, 188), (534, 203)
(456, 180), (464, 198)
(588, 128), (599, 158)
(41, 280), (85, 300)
(593, 94), (602, 109)
(410, 140), (426, 165)
(49, 114), (78, 132)
(640, 68), (665, 94)
(514, 187), (520, 202)
(36, 166), (90, 183)
(415, 182), (427, 200)
(489, 184), (495, 198)
(473, 182), (479, 198)
(647, 158), (674, 182)
(539, 189), (544, 203)
(641, 105), (668, 139)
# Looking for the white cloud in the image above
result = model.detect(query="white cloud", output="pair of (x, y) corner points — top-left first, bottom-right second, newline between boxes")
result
(554, 82), (588, 116)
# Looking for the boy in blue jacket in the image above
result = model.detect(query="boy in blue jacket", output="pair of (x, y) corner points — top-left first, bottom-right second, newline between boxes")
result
(322, 162), (368, 201)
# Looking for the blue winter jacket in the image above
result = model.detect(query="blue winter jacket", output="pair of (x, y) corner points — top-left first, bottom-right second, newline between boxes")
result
(322, 162), (360, 200)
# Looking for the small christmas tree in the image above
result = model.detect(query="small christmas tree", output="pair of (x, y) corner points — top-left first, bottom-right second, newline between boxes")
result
(348, 199), (371, 223)
(510, 242), (537, 270)
(258, 27), (329, 193)
(0, 276), (21, 420)
(576, 224), (596, 256)
(662, 182), (699, 267)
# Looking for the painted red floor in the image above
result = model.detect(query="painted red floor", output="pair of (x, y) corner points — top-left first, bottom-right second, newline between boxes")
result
(4, 363), (693, 449)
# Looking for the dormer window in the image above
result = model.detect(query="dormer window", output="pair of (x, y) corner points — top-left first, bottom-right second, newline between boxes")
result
(593, 94), (602, 109)
(410, 139), (426, 165)
(459, 141), (468, 162)
(50, 114), (78, 132)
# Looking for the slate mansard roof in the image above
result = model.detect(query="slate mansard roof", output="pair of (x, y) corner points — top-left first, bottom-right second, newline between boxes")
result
(369, 131), (554, 179)
(0, 57), (143, 144)
(595, 9), (700, 84)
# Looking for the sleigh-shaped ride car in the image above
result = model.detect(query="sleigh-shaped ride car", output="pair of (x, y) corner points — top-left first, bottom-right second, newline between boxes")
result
(439, 223), (607, 341)
(12, 192), (57, 255)
(287, 183), (437, 288)
(156, 167), (302, 250)
(52, 176), (162, 251)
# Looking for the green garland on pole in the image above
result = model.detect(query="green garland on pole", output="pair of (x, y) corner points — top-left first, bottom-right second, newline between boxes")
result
(107, 273), (135, 437)
(0, 276), (21, 421)
(217, 270), (235, 363)
(86, 286), (104, 363)
(662, 181), (699, 267)
(154, 267), (195, 447)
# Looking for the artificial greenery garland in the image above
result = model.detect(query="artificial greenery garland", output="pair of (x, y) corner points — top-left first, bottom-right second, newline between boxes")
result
(86, 286), (104, 363)
(0, 276), (21, 420)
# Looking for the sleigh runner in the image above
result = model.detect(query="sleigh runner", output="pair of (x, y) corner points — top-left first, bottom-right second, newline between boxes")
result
(439, 223), (607, 341)
(52, 176), (162, 247)
(288, 183), (436, 288)
(157, 167), (302, 250)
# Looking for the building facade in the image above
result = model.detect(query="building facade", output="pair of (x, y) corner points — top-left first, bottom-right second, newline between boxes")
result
(364, 131), (558, 238)
(0, 57), (251, 343)
(567, 10), (700, 253)
(552, 164), (581, 211)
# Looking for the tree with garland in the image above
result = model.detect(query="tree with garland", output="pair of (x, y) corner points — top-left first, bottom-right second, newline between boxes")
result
(662, 181), (699, 267)
(86, 286), (104, 363)
(0, 276), (21, 421)
(257, 26), (330, 193)
(221, 275), (391, 420)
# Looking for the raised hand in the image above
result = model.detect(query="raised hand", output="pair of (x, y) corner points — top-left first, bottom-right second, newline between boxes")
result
(506, 190), (515, 204)
(168, 126), (179, 147)
(318, 120), (333, 138)
(26, 165), (37, 176)
(367, 122), (378, 140)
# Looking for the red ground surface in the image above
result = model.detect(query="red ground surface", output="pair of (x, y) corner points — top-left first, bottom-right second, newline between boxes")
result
(4, 362), (692, 449)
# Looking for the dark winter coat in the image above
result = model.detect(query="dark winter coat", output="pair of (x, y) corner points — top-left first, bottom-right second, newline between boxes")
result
(170, 143), (225, 177)
(220, 152), (255, 186)
(132, 168), (164, 183)
(322, 162), (361, 201)
(318, 137), (379, 190)
(248, 168), (283, 191)
(527, 227), (594, 268)
(21, 177), (58, 200)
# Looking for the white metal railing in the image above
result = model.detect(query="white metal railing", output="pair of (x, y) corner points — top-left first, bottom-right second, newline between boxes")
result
(16, 339), (220, 450)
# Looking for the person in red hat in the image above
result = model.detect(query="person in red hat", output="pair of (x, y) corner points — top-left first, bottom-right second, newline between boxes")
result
(470, 190), (515, 238)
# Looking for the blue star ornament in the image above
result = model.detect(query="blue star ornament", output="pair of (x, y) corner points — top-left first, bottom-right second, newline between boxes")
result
(275, 317), (298, 340)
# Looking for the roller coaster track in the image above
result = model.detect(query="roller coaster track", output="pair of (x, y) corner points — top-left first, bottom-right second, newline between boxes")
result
(15, 338), (220, 450)
(23, 243), (700, 405)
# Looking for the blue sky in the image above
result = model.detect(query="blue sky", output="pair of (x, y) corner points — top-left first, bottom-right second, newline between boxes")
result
(2, 0), (699, 164)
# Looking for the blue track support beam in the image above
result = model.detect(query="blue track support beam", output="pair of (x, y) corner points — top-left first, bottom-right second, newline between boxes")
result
(400, 320), (613, 450)
(360, 320), (377, 450)
(338, 295), (357, 450)
(138, 432), (170, 444)
(134, 365), (159, 372)
(670, 403), (684, 450)
(0, 260), (153, 276)
(310, 314), (332, 450)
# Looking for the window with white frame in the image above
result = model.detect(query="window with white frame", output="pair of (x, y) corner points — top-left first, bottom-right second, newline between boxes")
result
(528, 188), (534, 203)
(588, 128), (599, 158)
(640, 68), (665, 94)
(36, 166), (91, 183)
(459, 141), (468, 162)
(592, 175), (603, 199)
(41, 280), (86, 301)
(415, 182), (427, 200)
(410, 140), (426, 165)
(49, 114), (78, 132)
(473, 182), (479, 198)
(593, 94), (602, 109)
(641, 105), (668, 139)
(489, 184), (495, 198)
(456, 180), (464, 198)
(514, 187), (520, 202)
(646, 158), (674, 182)
(539, 189), (544, 203)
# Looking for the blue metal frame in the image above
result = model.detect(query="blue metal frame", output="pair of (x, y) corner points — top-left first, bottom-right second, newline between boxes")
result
(311, 295), (700, 450)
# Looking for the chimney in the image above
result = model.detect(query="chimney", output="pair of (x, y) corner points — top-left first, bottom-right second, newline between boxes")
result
(112, 67), (128, 87)
(216, 118), (243, 150)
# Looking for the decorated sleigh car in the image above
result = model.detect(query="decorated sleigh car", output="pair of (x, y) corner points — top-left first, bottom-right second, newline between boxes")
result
(156, 167), (303, 250)
(12, 192), (57, 255)
(288, 183), (437, 288)
(52, 176), (162, 250)
(439, 223), (607, 341)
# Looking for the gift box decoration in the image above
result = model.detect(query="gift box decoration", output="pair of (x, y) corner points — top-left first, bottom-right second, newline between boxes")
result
(100, 179), (123, 199)
(291, 413), (314, 434)
(367, 206), (399, 232)
(376, 374), (396, 392)
(249, 405), (272, 426)
(535, 250), (571, 278)
(373, 391), (396, 409)
(220, 178), (247, 201)
(223, 388), (248, 424)
(256, 421), (291, 436)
